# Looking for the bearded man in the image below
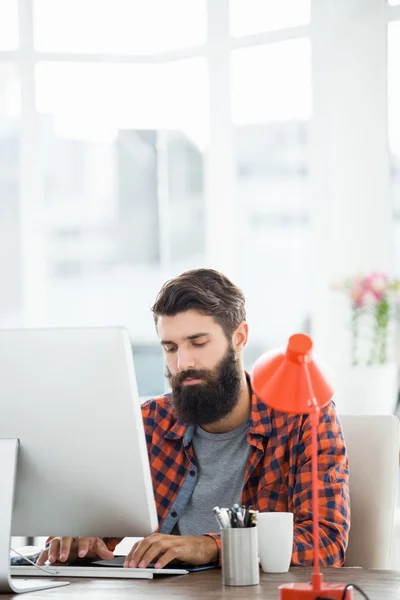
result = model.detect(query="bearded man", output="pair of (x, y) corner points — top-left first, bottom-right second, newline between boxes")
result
(38, 269), (350, 570)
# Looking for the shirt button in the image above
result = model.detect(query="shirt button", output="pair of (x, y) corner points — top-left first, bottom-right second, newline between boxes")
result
(190, 470), (196, 476)
(171, 510), (177, 518)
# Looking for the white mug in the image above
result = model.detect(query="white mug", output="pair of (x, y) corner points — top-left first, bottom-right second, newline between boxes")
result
(257, 511), (293, 573)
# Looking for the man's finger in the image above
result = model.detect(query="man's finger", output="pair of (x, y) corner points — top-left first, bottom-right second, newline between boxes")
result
(124, 540), (142, 567)
(48, 538), (61, 563)
(128, 538), (154, 568)
(136, 541), (164, 569)
(154, 547), (179, 569)
(95, 539), (114, 560)
(77, 537), (90, 558)
(36, 548), (49, 566)
(59, 537), (73, 562)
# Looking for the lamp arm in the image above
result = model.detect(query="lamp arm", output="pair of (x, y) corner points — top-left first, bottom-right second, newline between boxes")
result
(303, 360), (323, 591)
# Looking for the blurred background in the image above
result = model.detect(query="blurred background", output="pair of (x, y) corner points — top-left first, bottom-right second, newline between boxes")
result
(3, 0), (400, 565)
(0, 0), (399, 400)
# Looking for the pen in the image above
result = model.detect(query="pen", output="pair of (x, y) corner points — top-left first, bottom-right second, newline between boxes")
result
(237, 511), (245, 527)
(244, 508), (252, 527)
(231, 512), (238, 528)
(232, 504), (244, 527)
(213, 506), (226, 529)
(220, 507), (232, 528)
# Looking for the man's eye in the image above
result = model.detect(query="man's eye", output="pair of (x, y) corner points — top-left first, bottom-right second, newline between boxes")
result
(164, 346), (177, 353)
(192, 342), (206, 348)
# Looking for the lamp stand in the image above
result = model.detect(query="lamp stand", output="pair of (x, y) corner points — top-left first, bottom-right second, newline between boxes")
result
(278, 363), (352, 600)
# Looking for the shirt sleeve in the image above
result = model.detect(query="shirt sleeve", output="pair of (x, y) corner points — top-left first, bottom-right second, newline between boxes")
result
(291, 402), (350, 566)
(102, 537), (123, 552)
(202, 532), (222, 565)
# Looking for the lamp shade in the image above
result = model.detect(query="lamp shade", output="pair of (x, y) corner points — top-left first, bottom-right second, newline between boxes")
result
(251, 333), (334, 414)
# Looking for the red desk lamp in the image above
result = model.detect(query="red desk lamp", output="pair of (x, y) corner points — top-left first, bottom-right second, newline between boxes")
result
(252, 333), (352, 600)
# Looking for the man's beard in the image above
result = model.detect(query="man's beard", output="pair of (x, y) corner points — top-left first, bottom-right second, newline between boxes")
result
(166, 345), (242, 426)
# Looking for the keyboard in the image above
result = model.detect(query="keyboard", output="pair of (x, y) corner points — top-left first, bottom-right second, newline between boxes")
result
(11, 564), (189, 579)
(11, 556), (189, 579)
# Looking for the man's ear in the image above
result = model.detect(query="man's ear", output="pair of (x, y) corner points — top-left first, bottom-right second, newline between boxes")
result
(232, 322), (249, 354)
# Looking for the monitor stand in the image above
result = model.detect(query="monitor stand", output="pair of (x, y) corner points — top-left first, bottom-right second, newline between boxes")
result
(0, 439), (70, 594)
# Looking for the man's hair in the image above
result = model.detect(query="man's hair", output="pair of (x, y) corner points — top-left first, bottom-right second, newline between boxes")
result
(152, 268), (246, 338)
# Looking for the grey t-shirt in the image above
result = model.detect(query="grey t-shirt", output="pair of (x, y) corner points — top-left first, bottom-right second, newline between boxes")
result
(178, 420), (250, 536)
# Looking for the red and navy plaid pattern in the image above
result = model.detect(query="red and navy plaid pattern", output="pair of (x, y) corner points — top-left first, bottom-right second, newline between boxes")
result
(105, 385), (350, 566)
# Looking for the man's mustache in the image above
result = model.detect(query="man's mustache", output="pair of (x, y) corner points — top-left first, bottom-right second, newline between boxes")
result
(171, 369), (210, 385)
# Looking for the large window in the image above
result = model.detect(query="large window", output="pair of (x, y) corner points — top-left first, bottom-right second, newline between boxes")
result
(0, 1), (209, 397)
(231, 39), (312, 360)
(1, 0), (400, 397)
(34, 57), (207, 394)
(33, 0), (206, 54)
(35, 59), (207, 269)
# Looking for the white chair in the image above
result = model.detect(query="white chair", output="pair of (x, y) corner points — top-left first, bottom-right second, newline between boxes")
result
(340, 414), (400, 568)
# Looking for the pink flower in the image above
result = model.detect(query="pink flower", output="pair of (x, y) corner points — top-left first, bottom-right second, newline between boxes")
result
(363, 290), (377, 306)
(350, 280), (366, 307)
(333, 272), (400, 306)
(364, 272), (388, 302)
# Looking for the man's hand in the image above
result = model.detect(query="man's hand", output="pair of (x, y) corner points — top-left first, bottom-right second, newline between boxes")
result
(36, 537), (114, 566)
(124, 534), (218, 569)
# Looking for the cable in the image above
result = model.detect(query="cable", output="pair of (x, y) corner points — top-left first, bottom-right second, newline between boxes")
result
(10, 548), (56, 576)
(341, 584), (370, 600)
(316, 583), (371, 600)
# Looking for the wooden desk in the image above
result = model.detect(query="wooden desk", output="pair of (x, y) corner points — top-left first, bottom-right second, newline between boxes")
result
(6, 567), (400, 599)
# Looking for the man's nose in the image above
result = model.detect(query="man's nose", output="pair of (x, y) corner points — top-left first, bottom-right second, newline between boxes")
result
(177, 349), (196, 372)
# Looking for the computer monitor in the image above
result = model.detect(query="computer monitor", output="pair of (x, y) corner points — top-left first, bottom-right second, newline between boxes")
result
(0, 327), (158, 594)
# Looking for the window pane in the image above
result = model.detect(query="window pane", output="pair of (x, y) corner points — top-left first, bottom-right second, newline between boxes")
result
(231, 39), (312, 124)
(389, 23), (400, 269)
(34, 0), (206, 54)
(231, 40), (312, 356)
(0, 64), (21, 327)
(35, 60), (207, 395)
(0, 0), (18, 49)
(132, 345), (164, 398)
(230, 0), (310, 37)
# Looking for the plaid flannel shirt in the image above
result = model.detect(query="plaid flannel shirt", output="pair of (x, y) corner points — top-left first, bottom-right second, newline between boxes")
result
(104, 382), (350, 566)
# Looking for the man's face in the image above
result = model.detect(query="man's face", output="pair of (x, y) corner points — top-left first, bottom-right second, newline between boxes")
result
(157, 310), (242, 426)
